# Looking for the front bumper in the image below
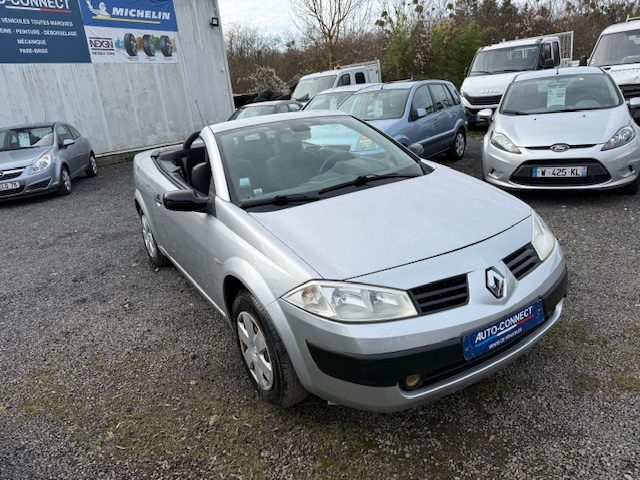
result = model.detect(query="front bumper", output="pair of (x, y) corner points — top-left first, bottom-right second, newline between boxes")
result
(0, 165), (60, 201)
(482, 137), (640, 191)
(267, 235), (567, 412)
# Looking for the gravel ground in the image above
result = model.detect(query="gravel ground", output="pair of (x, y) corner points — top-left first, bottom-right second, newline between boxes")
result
(1, 137), (639, 479)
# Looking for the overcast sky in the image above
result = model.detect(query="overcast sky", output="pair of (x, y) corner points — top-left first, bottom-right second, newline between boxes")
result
(218, 0), (295, 36)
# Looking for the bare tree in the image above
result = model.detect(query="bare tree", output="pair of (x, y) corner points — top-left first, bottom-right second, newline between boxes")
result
(290, 0), (371, 67)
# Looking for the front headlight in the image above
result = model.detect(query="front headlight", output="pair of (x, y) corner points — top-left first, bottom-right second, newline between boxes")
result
(30, 154), (52, 174)
(602, 125), (636, 151)
(284, 281), (417, 322)
(531, 210), (555, 262)
(490, 133), (521, 154)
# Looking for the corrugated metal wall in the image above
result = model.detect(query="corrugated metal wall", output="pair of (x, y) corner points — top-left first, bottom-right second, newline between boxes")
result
(0, 0), (234, 155)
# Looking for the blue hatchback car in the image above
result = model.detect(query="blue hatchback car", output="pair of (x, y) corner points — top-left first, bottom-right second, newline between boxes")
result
(338, 80), (468, 159)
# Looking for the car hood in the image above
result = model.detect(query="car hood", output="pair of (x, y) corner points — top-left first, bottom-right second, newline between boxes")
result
(250, 167), (531, 280)
(0, 147), (50, 170)
(367, 118), (402, 134)
(495, 106), (630, 146)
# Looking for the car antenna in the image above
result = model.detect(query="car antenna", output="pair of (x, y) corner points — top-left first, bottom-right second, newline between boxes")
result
(194, 100), (206, 129)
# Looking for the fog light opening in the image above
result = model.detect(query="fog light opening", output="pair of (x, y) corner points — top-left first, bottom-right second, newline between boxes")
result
(404, 373), (422, 389)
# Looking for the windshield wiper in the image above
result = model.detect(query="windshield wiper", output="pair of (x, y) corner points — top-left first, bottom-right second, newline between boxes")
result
(501, 110), (531, 115)
(493, 69), (522, 73)
(318, 173), (420, 195)
(240, 193), (319, 209)
(471, 70), (493, 75)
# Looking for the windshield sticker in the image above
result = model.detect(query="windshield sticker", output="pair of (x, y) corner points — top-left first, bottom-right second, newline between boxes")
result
(18, 132), (31, 148)
(253, 188), (263, 196)
(547, 87), (566, 108)
(239, 177), (251, 187)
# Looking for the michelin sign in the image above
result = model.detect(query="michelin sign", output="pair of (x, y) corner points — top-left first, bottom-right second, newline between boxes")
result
(0, 0), (178, 64)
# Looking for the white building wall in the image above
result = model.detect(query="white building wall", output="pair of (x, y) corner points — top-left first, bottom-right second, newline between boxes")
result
(0, 0), (233, 155)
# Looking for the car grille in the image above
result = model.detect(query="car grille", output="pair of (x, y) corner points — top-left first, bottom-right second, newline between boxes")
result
(510, 159), (611, 186)
(0, 167), (25, 181)
(525, 144), (596, 151)
(0, 184), (24, 197)
(463, 93), (502, 106)
(619, 84), (640, 100)
(409, 274), (469, 315)
(503, 243), (541, 280)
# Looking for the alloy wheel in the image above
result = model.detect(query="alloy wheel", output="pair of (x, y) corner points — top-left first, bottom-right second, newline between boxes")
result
(455, 133), (466, 157)
(141, 214), (157, 258)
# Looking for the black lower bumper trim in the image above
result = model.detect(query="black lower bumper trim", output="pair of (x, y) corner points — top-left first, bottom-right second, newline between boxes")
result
(307, 267), (568, 388)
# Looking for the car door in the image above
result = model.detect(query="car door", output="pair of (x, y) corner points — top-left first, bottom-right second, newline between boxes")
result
(55, 124), (82, 176)
(68, 125), (91, 168)
(408, 85), (437, 155)
(427, 84), (455, 154)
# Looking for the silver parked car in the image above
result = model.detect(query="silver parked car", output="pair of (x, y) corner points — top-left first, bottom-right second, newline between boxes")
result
(229, 101), (302, 121)
(302, 84), (382, 111)
(0, 122), (96, 201)
(481, 67), (640, 194)
(133, 112), (567, 412)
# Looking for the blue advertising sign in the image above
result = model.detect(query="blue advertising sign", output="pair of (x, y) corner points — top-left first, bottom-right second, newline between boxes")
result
(80, 0), (177, 32)
(0, 0), (91, 63)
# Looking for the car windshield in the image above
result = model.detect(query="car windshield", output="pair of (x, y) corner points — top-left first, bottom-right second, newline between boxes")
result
(470, 45), (539, 75)
(339, 89), (410, 120)
(500, 73), (622, 115)
(292, 75), (337, 102)
(0, 126), (54, 152)
(216, 116), (428, 208)
(590, 29), (640, 67)
(229, 105), (277, 121)
(304, 91), (355, 111)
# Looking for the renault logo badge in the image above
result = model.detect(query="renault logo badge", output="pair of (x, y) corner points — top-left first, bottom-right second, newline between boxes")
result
(486, 267), (506, 299)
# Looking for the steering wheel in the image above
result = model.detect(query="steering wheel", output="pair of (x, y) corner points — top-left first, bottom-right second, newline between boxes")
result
(319, 151), (354, 174)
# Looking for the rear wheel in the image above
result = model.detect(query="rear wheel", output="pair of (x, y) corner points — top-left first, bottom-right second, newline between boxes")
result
(86, 153), (97, 178)
(232, 290), (307, 408)
(140, 213), (169, 267)
(58, 166), (72, 195)
(447, 128), (466, 161)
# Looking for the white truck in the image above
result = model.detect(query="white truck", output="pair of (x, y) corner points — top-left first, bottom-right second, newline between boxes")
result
(587, 18), (640, 123)
(460, 32), (574, 124)
(291, 60), (381, 104)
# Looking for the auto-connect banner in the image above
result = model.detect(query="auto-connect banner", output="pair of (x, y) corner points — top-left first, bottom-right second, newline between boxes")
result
(0, 0), (178, 64)
(0, 0), (91, 63)
(80, 0), (178, 63)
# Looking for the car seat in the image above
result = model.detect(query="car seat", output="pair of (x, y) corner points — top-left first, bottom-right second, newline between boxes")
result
(265, 139), (321, 191)
(190, 162), (211, 195)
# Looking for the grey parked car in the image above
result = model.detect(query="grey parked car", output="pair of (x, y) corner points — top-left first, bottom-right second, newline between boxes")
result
(338, 81), (468, 159)
(0, 122), (96, 201)
(133, 111), (567, 412)
(229, 101), (302, 121)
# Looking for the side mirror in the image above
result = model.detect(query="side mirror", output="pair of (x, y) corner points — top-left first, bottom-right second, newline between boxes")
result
(542, 58), (555, 69)
(62, 138), (75, 148)
(628, 97), (640, 108)
(477, 108), (493, 122)
(163, 190), (209, 212)
(415, 108), (427, 118)
(464, 67), (469, 77)
(579, 55), (588, 67)
(407, 143), (424, 157)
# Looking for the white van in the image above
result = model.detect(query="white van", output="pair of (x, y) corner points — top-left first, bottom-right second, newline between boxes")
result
(587, 18), (640, 122)
(291, 60), (381, 104)
(461, 32), (573, 123)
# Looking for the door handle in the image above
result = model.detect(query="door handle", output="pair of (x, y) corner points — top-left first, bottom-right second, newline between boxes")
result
(154, 194), (162, 206)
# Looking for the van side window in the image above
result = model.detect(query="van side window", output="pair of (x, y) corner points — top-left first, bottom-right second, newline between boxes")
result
(337, 73), (351, 86)
(541, 43), (552, 64)
(552, 42), (560, 65)
(355, 72), (366, 84)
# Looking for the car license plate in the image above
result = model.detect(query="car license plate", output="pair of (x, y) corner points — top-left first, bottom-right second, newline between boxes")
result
(532, 166), (587, 178)
(463, 300), (545, 361)
(0, 181), (20, 191)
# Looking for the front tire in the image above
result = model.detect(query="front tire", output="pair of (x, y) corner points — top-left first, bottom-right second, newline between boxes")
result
(58, 166), (72, 195)
(86, 153), (97, 178)
(140, 213), (169, 267)
(232, 290), (307, 408)
(447, 128), (466, 161)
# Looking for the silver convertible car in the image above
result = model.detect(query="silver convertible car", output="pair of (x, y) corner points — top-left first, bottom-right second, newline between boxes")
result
(133, 112), (567, 412)
(0, 122), (96, 201)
